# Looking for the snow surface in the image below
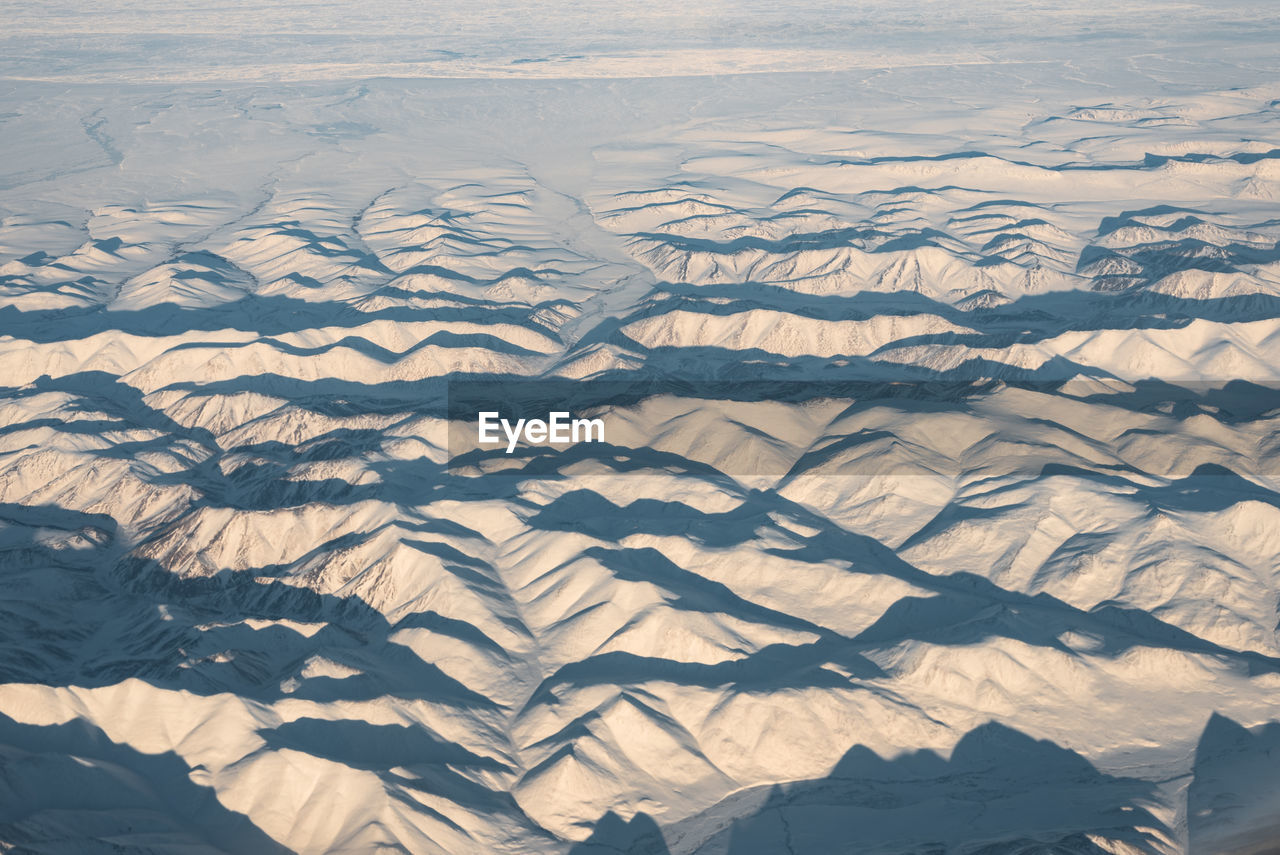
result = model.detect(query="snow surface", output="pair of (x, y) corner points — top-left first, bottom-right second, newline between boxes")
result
(2, 2), (1280, 853)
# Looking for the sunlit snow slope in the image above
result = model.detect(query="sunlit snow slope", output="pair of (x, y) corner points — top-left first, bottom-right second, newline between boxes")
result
(3, 3), (1280, 854)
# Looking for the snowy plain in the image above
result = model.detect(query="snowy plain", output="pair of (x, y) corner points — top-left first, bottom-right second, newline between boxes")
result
(2, 1), (1280, 853)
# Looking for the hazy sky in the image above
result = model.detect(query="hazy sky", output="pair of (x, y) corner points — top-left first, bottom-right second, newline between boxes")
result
(3, 1), (1278, 81)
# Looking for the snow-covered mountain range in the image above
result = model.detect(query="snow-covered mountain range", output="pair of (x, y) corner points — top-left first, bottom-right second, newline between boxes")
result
(2, 3), (1280, 853)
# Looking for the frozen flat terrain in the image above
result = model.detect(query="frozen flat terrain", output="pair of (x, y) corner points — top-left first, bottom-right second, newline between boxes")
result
(3, 2), (1280, 853)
